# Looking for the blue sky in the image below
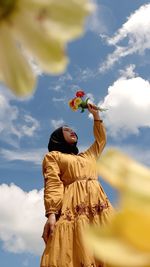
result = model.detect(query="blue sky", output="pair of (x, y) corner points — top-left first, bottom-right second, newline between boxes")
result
(0, 1), (150, 266)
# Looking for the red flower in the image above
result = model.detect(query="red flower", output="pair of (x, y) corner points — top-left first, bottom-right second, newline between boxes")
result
(69, 98), (75, 107)
(76, 90), (85, 97)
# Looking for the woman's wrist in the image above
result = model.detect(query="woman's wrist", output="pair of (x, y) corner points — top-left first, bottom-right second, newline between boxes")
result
(94, 119), (103, 122)
(47, 213), (56, 218)
(93, 113), (101, 120)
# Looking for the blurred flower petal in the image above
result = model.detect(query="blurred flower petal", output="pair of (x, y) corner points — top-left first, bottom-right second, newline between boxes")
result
(0, 0), (93, 96)
(14, 12), (68, 74)
(0, 25), (36, 96)
(97, 148), (150, 191)
(36, 0), (95, 41)
(86, 225), (150, 267)
(93, 148), (150, 266)
(117, 196), (150, 252)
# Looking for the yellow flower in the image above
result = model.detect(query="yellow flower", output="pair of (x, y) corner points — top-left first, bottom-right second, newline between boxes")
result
(87, 219), (150, 267)
(0, 0), (94, 97)
(97, 148), (150, 190)
(85, 149), (150, 267)
(72, 105), (79, 111)
(68, 97), (82, 111)
(74, 97), (82, 106)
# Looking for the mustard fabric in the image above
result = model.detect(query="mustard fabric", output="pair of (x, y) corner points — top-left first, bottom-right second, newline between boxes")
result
(40, 121), (113, 267)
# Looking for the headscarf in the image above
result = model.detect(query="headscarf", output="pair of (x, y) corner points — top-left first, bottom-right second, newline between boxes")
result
(48, 126), (79, 155)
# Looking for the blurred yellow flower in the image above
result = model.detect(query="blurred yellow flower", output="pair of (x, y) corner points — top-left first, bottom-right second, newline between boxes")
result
(68, 97), (82, 111)
(0, 0), (94, 96)
(74, 97), (82, 106)
(87, 220), (150, 267)
(97, 148), (150, 191)
(86, 149), (150, 267)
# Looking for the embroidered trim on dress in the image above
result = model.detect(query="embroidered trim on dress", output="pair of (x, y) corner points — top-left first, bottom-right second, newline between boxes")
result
(63, 207), (72, 221)
(80, 264), (104, 267)
(62, 199), (109, 221)
(41, 264), (103, 267)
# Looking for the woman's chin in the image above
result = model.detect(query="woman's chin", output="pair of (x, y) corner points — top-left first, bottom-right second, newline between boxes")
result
(69, 138), (77, 144)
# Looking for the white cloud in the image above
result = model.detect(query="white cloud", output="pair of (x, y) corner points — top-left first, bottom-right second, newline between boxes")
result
(86, 2), (114, 35)
(119, 145), (150, 167)
(18, 115), (40, 137)
(50, 72), (73, 91)
(58, 73), (73, 82)
(50, 84), (62, 92)
(51, 119), (65, 129)
(49, 67), (98, 95)
(0, 148), (45, 165)
(52, 97), (65, 102)
(0, 86), (18, 143)
(86, 5), (107, 34)
(100, 74), (150, 138)
(99, 3), (150, 72)
(74, 69), (92, 84)
(0, 184), (45, 255)
(86, 93), (95, 104)
(74, 67), (97, 82)
(70, 84), (80, 92)
(21, 46), (42, 76)
(119, 64), (136, 79)
(0, 85), (40, 147)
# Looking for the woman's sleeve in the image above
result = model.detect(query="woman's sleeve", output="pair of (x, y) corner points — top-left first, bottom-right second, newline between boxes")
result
(42, 152), (64, 218)
(83, 120), (107, 159)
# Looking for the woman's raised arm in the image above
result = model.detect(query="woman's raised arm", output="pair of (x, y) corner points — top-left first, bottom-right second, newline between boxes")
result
(82, 103), (107, 159)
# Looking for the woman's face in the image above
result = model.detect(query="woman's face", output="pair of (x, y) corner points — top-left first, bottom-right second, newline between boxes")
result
(62, 126), (77, 144)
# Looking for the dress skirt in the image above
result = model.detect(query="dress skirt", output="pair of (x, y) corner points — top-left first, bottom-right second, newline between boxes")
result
(40, 179), (113, 267)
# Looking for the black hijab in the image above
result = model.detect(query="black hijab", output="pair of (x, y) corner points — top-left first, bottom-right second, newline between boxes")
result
(48, 126), (79, 155)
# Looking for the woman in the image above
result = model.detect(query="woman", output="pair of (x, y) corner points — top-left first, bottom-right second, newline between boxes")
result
(40, 104), (113, 267)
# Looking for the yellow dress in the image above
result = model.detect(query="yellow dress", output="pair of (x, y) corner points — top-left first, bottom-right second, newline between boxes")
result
(40, 121), (113, 267)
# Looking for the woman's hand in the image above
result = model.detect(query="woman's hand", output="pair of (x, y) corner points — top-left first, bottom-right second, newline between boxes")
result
(42, 213), (56, 244)
(87, 103), (101, 120)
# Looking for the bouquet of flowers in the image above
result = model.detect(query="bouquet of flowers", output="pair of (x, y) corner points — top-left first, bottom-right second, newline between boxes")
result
(68, 90), (107, 113)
